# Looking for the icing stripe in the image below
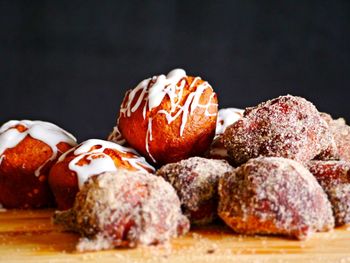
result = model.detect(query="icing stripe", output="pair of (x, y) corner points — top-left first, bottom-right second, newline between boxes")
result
(59, 139), (155, 189)
(216, 108), (244, 136)
(0, 120), (77, 176)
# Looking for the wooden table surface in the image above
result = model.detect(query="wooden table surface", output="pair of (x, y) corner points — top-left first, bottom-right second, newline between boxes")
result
(0, 209), (349, 263)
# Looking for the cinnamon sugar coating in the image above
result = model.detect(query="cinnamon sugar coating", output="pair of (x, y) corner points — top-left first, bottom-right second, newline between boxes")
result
(223, 95), (334, 165)
(308, 160), (350, 226)
(319, 113), (350, 161)
(53, 170), (189, 251)
(218, 157), (334, 240)
(157, 157), (234, 225)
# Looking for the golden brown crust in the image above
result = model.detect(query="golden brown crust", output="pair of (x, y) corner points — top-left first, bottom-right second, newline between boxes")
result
(48, 154), (79, 210)
(118, 76), (218, 165)
(0, 135), (72, 208)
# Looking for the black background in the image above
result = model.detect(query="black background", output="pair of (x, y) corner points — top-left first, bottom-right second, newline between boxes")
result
(1, 1), (349, 142)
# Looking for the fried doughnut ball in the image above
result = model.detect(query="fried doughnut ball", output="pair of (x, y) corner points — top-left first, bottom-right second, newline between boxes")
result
(116, 68), (218, 165)
(308, 160), (350, 226)
(0, 120), (77, 209)
(218, 157), (334, 240)
(49, 139), (154, 210)
(223, 95), (334, 165)
(206, 108), (244, 160)
(320, 113), (350, 161)
(53, 170), (189, 251)
(157, 157), (234, 225)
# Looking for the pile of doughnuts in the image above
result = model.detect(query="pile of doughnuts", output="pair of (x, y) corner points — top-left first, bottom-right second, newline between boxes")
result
(2, 68), (350, 251)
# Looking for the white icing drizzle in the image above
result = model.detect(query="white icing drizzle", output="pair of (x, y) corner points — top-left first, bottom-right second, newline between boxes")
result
(0, 120), (77, 176)
(148, 69), (186, 110)
(145, 118), (156, 163)
(58, 139), (155, 189)
(215, 108), (244, 136)
(119, 69), (218, 162)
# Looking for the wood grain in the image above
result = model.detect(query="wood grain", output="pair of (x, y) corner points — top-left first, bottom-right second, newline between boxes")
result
(0, 209), (349, 263)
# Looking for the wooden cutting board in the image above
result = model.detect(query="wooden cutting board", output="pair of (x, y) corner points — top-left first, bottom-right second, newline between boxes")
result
(0, 209), (349, 263)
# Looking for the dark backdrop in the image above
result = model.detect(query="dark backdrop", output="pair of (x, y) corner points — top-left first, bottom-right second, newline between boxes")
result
(1, 1), (350, 141)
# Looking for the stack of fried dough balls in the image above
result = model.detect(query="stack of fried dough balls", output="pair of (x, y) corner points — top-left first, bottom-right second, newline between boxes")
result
(2, 68), (350, 252)
(110, 69), (350, 240)
(217, 95), (350, 239)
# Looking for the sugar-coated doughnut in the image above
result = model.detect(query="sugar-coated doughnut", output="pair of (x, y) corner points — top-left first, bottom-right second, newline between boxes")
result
(319, 113), (350, 161)
(223, 95), (334, 165)
(308, 160), (350, 226)
(218, 157), (334, 240)
(53, 170), (189, 251)
(157, 157), (234, 225)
